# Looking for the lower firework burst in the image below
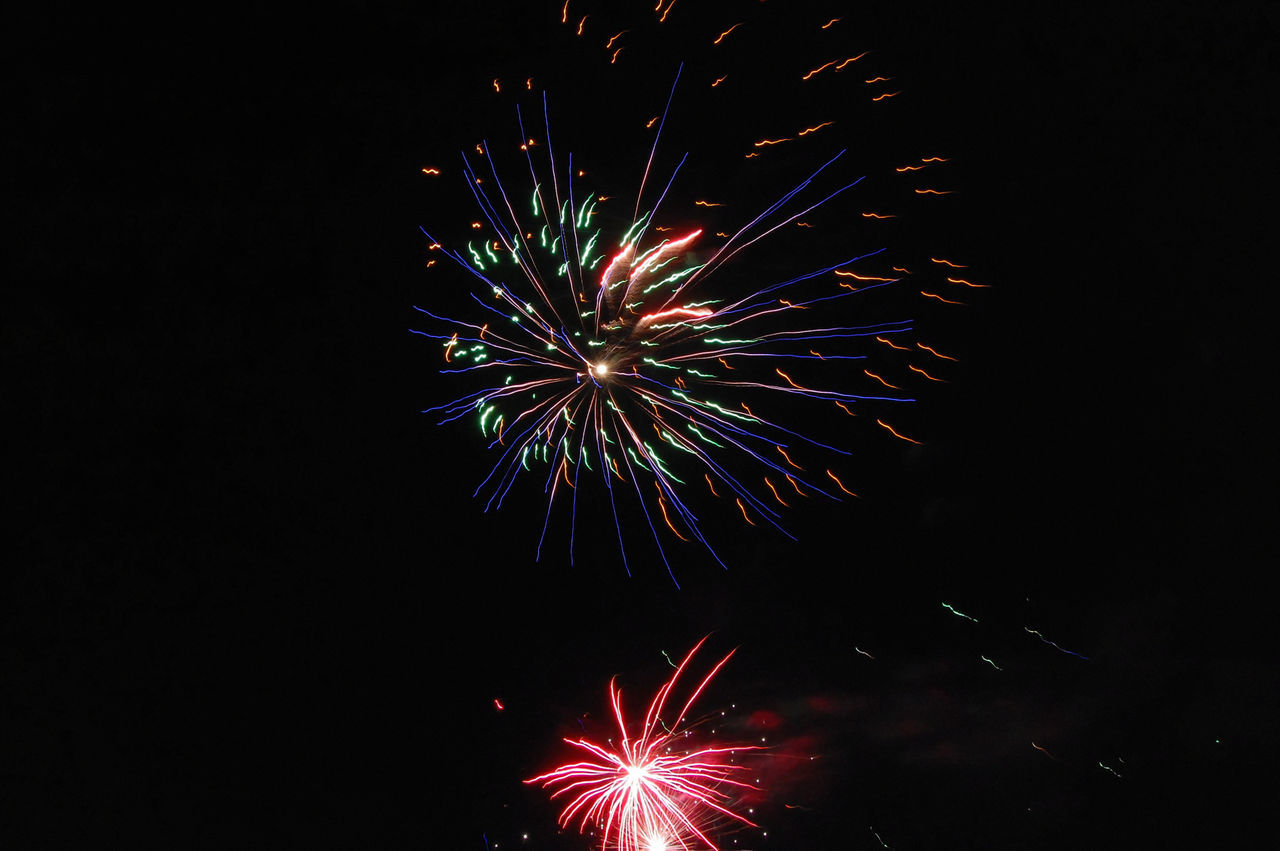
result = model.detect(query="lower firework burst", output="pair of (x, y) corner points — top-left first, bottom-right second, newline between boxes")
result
(525, 638), (761, 851)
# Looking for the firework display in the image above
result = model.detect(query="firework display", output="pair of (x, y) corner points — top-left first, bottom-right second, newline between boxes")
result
(419, 4), (988, 849)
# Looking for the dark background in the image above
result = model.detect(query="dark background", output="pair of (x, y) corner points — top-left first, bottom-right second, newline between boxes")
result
(9, 1), (1275, 846)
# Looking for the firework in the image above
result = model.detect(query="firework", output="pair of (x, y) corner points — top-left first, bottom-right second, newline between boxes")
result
(526, 638), (761, 851)
(415, 5), (968, 576)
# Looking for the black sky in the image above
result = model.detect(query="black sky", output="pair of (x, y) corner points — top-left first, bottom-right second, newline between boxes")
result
(9, 1), (1277, 847)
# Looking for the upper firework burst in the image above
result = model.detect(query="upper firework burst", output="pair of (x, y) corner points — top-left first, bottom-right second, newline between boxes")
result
(414, 3), (973, 578)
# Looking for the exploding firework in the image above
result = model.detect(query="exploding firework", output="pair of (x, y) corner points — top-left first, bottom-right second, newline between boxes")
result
(526, 638), (761, 851)
(415, 4), (972, 576)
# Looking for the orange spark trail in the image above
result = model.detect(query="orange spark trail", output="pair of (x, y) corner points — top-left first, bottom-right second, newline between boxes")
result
(877, 335), (909, 351)
(775, 368), (804, 389)
(877, 419), (922, 444)
(798, 121), (834, 136)
(713, 23), (741, 44)
(657, 491), (689, 540)
(908, 364), (947, 382)
(835, 269), (894, 282)
(776, 445), (804, 470)
(917, 343), (957, 361)
(802, 60), (838, 80)
(826, 469), (859, 496)
(921, 291), (964, 305)
(864, 369), (899, 389)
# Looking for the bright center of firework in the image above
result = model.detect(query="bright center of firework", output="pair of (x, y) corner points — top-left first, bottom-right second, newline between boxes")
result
(643, 834), (670, 851)
(590, 361), (610, 378)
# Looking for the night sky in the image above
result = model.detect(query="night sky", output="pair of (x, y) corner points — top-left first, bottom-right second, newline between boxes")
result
(10, 1), (1276, 847)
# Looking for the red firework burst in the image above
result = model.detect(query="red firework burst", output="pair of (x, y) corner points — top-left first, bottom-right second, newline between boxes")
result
(526, 638), (762, 851)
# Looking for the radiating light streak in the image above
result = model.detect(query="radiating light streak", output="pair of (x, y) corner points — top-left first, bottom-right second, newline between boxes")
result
(1024, 627), (1091, 661)
(713, 23), (741, 44)
(941, 602), (979, 623)
(776, 445), (803, 470)
(863, 369), (899, 389)
(908, 364), (946, 382)
(877, 336), (910, 351)
(826, 469), (858, 496)
(835, 269), (894, 281)
(921, 291), (963, 304)
(916, 342), (956, 360)
(798, 121), (834, 136)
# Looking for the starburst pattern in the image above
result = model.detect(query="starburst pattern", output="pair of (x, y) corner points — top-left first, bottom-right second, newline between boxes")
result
(526, 638), (761, 851)
(414, 70), (916, 578)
